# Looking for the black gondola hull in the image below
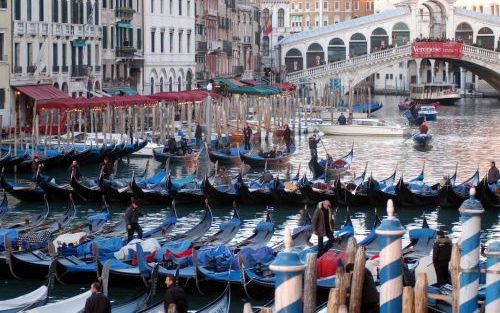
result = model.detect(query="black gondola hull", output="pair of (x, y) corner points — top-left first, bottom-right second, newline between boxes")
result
(395, 180), (439, 207)
(299, 184), (335, 204)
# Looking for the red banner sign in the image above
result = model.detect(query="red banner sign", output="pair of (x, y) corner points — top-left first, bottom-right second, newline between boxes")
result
(411, 42), (463, 59)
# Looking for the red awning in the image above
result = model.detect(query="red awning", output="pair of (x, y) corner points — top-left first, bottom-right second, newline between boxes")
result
(16, 85), (70, 103)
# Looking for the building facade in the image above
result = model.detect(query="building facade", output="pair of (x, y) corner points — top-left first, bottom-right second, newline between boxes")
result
(233, 1), (261, 78)
(0, 0), (11, 127)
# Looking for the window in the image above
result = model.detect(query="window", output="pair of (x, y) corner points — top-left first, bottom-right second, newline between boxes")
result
(178, 32), (182, 52)
(169, 32), (173, 52)
(151, 31), (155, 52)
(316, 2), (319, 9)
(187, 1), (190, 16)
(334, 1), (339, 11)
(178, 0), (182, 15)
(169, 0), (172, 14)
(62, 43), (67, 66)
(354, 1), (359, 10)
(376, 73), (380, 79)
(14, 43), (20, 69)
(137, 29), (142, 49)
(298, 3), (302, 10)
(110, 0), (113, 8)
(0, 89), (4, 109)
(366, 2), (370, 10)
(306, 3), (309, 10)
(53, 43), (58, 66)
(0, 0), (6, 9)
(161, 0), (164, 13)
(14, 0), (21, 20)
(129, 28), (134, 46)
(345, 1), (350, 10)
(53, 0), (59, 22)
(95, 45), (99, 65)
(87, 44), (91, 66)
(0, 33), (4, 61)
(262, 36), (269, 56)
(186, 32), (191, 53)
(94, 0), (99, 24)
(27, 43), (33, 67)
(111, 27), (115, 48)
(62, 0), (68, 23)
(160, 32), (164, 52)
(323, 2), (327, 9)
(103, 26), (108, 48)
(151, 0), (154, 12)
(39, 0), (44, 21)
(103, 0), (106, 8)
(27, 0), (32, 21)
(278, 9), (284, 27)
(150, 77), (154, 94)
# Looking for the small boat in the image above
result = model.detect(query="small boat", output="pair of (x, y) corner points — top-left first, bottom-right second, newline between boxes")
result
(438, 170), (479, 209)
(234, 210), (274, 250)
(308, 146), (354, 180)
(271, 175), (304, 204)
(199, 207), (241, 246)
(413, 133), (433, 147)
(358, 213), (382, 256)
(299, 175), (336, 204)
(339, 102), (383, 113)
(98, 178), (133, 202)
(410, 83), (461, 105)
(173, 202), (213, 242)
(70, 175), (104, 202)
(201, 174), (241, 205)
(418, 105), (438, 121)
(153, 147), (200, 164)
(0, 170), (45, 202)
(208, 146), (243, 165)
(239, 146), (295, 168)
(237, 172), (277, 205)
(395, 176), (439, 208)
(402, 216), (437, 259)
(366, 170), (398, 208)
(38, 175), (79, 201)
(334, 163), (369, 207)
(319, 119), (408, 136)
(130, 172), (171, 204)
(5, 196), (50, 230)
(0, 260), (56, 313)
(475, 176), (500, 209)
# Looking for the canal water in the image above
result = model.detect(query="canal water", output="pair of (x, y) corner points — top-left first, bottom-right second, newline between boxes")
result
(0, 95), (499, 311)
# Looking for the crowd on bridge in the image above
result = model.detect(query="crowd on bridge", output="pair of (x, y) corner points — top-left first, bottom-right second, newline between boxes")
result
(415, 36), (465, 43)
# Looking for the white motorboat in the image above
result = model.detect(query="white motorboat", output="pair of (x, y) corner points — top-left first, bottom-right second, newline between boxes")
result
(319, 119), (409, 136)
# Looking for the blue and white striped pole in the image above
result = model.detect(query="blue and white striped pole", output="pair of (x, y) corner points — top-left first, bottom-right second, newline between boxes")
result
(459, 188), (484, 313)
(376, 199), (405, 313)
(485, 241), (500, 313)
(269, 227), (306, 313)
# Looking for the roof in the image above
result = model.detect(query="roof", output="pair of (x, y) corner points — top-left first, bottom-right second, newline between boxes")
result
(279, 7), (410, 46)
(16, 85), (70, 103)
(454, 7), (500, 25)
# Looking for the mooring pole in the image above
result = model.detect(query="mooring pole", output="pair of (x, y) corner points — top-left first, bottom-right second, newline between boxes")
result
(485, 241), (500, 313)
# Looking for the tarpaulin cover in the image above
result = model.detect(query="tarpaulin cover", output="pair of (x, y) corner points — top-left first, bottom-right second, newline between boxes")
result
(75, 236), (124, 259)
(254, 220), (274, 233)
(87, 212), (109, 223)
(0, 229), (18, 249)
(154, 240), (192, 262)
(64, 259), (132, 273)
(198, 245), (234, 272)
(239, 246), (274, 268)
(317, 251), (346, 278)
(409, 228), (436, 242)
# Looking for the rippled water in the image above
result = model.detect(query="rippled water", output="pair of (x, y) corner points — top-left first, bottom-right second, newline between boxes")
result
(1, 95), (499, 311)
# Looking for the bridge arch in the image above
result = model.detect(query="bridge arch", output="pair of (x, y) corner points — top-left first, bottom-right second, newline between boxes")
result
(392, 22), (410, 47)
(328, 38), (346, 62)
(477, 27), (495, 50)
(285, 48), (303, 73)
(349, 33), (367, 57)
(370, 28), (389, 52)
(455, 22), (473, 44)
(306, 43), (325, 68)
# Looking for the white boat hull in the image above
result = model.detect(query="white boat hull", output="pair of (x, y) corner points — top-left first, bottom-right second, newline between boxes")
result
(319, 124), (407, 136)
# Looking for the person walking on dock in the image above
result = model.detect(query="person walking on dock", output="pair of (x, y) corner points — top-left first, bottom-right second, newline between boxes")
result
(68, 160), (82, 180)
(125, 198), (143, 243)
(308, 134), (321, 159)
(164, 275), (187, 313)
(195, 123), (202, 148)
(243, 123), (252, 151)
(487, 161), (500, 185)
(312, 200), (335, 257)
(84, 282), (111, 313)
(432, 230), (452, 287)
(283, 124), (292, 153)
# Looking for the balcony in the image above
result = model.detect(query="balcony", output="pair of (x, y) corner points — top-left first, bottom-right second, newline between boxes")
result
(0, 55), (7, 62)
(53, 24), (63, 36)
(196, 41), (208, 53)
(63, 25), (72, 36)
(116, 44), (137, 58)
(14, 21), (26, 35)
(27, 22), (38, 35)
(27, 65), (36, 74)
(207, 8), (218, 17)
(222, 41), (232, 55)
(94, 65), (101, 72)
(84, 25), (98, 36)
(116, 7), (136, 20)
(62, 65), (69, 73)
(40, 23), (49, 35)
(233, 65), (244, 76)
(14, 66), (23, 74)
(52, 65), (60, 73)
(71, 65), (89, 77)
(72, 25), (84, 36)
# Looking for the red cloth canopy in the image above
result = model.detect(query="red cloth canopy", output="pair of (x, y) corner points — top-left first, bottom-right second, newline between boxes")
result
(16, 85), (70, 103)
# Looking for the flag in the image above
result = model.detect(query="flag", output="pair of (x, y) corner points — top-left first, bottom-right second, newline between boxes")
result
(264, 14), (272, 36)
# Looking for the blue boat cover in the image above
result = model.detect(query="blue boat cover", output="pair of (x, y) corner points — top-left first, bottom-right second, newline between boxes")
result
(409, 228), (436, 242)
(65, 259), (132, 273)
(154, 240), (192, 262)
(239, 246), (274, 268)
(198, 245), (234, 271)
(0, 229), (18, 249)
(254, 220), (274, 233)
(358, 230), (378, 246)
(75, 236), (124, 259)
(87, 212), (109, 223)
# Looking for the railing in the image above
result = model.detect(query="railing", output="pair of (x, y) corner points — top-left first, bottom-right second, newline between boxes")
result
(27, 65), (37, 74)
(0, 55), (7, 62)
(14, 66), (23, 74)
(53, 24), (63, 36)
(462, 44), (500, 61)
(52, 65), (60, 73)
(196, 41), (208, 52)
(116, 46), (137, 57)
(40, 23), (49, 35)
(61, 65), (69, 73)
(94, 65), (101, 72)
(71, 65), (88, 77)
(84, 25), (98, 36)
(27, 22), (38, 35)
(14, 21), (25, 34)
(72, 25), (84, 36)
(63, 25), (72, 36)
(116, 7), (135, 19)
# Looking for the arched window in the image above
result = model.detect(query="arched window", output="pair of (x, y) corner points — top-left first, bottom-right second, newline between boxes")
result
(178, 77), (182, 91)
(160, 77), (164, 92)
(392, 22), (410, 46)
(169, 77), (173, 92)
(150, 77), (155, 94)
(284, 48), (303, 73)
(328, 38), (346, 62)
(278, 8), (285, 27)
(455, 22), (473, 45)
(263, 36), (270, 56)
(186, 71), (192, 90)
(306, 43), (324, 68)
(370, 27), (388, 52)
(349, 33), (367, 57)
(477, 27), (494, 50)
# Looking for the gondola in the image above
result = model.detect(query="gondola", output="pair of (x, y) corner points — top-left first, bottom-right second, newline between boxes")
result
(208, 145), (243, 165)
(475, 176), (500, 208)
(5, 196), (50, 230)
(98, 178), (134, 202)
(395, 176), (439, 207)
(199, 207), (241, 246)
(0, 260), (56, 313)
(366, 169), (398, 208)
(19, 150), (66, 170)
(0, 169), (45, 202)
(438, 170), (479, 209)
(71, 145), (93, 163)
(130, 172), (171, 204)
(170, 180), (205, 204)
(201, 175), (241, 204)
(358, 213), (382, 256)
(0, 194), (7, 220)
(233, 210), (274, 250)
(413, 133), (433, 147)
(334, 163), (369, 207)
(271, 175), (304, 204)
(402, 216), (437, 259)
(239, 145), (295, 168)
(299, 174), (336, 204)
(3, 152), (28, 169)
(309, 146), (354, 180)
(38, 174), (79, 201)
(172, 202), (213, 242)
(237, 173), (275, 205)
(70, 175), (104, 202)
(0, 152), (11, 169)
(107, 142), (126, 161)
(153, 147), (200, 164)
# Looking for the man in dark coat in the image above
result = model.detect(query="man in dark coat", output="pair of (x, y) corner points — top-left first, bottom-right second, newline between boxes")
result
(432, 230), (452, 287)
(195, 123), (203, 148)
(283, 124), (292, 153)
(84, 282), (111, 313)
(488, 161), (500, 185)
(308, 134), (321, 159)
(125, 198), (143, 242)
(243, 123), (252, 151)
(167, 135), (177, 154)
(338, 112), (347, 125)
(164, 275), (187, 313)
(99, 157), (114, 180)
(312, 200), (335, 257)
(68, 160), (82, 180)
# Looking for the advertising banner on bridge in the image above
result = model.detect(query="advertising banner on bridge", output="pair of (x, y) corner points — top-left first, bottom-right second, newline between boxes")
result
(411, 42), (463, 59)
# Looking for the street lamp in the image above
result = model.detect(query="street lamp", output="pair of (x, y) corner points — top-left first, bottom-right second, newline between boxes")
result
(206, 82), (213, 148)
